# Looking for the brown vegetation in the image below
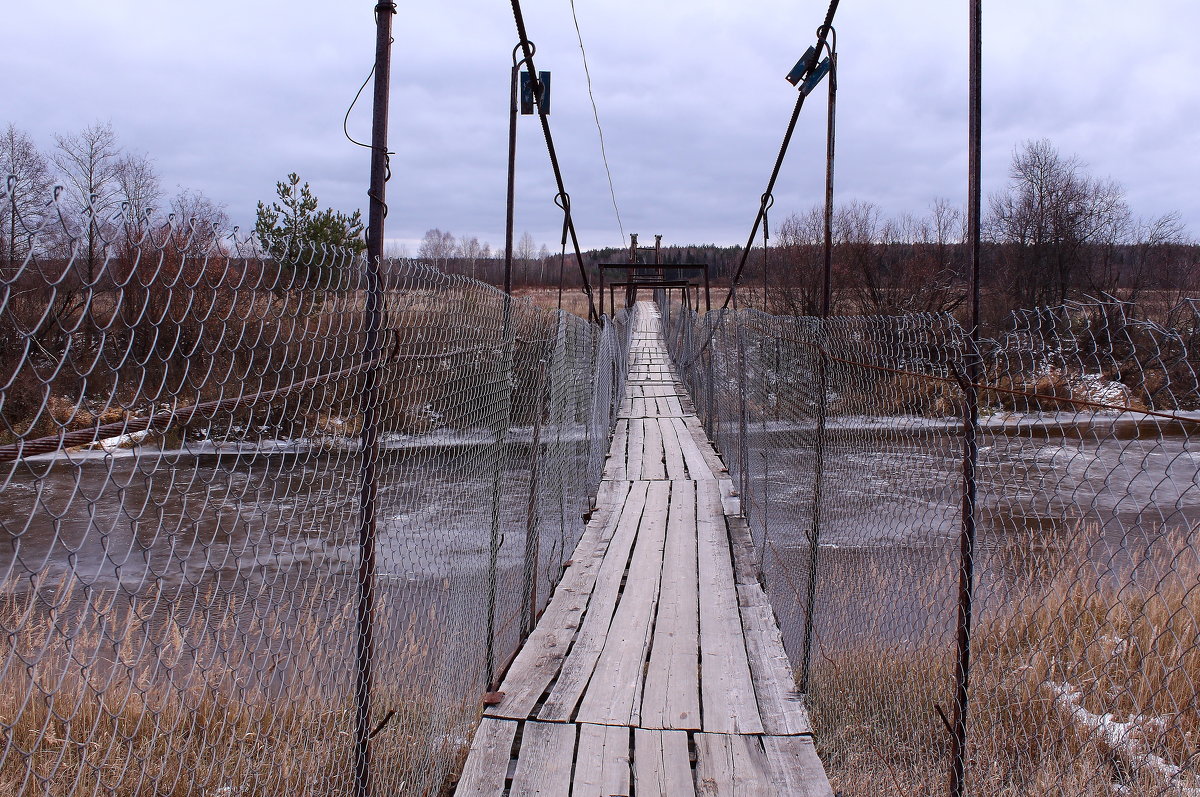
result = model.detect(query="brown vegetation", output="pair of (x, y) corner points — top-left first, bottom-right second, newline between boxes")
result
(0, 578), (475, 796)
(808, 526), (1200, 796)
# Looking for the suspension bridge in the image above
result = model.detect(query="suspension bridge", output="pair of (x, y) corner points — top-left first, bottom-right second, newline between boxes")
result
(5, 0), (1199, 796)
(455, 304), (830, 795)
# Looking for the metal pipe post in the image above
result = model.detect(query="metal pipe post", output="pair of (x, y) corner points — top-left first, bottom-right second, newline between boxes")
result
(521, 357), (549, 639)
(822, 40), (837, 317)
(950, 2), (983, 795)
(356, 4), (394, 795)
(733, 289), (750, 517)
(504, 47), (520, 296)
(802, 29), (837, 694)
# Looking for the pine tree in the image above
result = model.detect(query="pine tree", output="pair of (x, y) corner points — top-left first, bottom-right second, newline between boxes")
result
(254, 173), (365, 291)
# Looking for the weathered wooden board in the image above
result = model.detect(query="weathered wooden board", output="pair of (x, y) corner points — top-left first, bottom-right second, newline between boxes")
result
(453, 718), (517, 796)
(696, 479), (763, 734)
(640, 480), (701, 730)
(577, 481), (670, 725)
(642, 417), (667, 480)
(571, 723), (632, 797)
(669, 416), (711, 477)
(487, 481), (633, 719)
(626, 417), (645, 480)
(633, 728), (694, 797)
(605, 419), (629, 481)
(694, 732), (774, 796)
(762, 735), (835, 797)
(538, 481), (649, 721)
(659, 414), (689, 479)
(508, 721), (577, 796)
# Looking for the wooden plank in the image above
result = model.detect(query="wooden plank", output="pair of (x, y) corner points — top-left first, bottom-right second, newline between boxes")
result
(453, 718), (517, 796)
(633, 729), (694, 797)
(696, 479), (764, 734)
(571, 723), (632, 797)
(680, 414), (728, 476)
(538, 481), (649, 721)
(642, 417), (667, 480)
(605, 419), (629, 481)
(658, 415), (688, 480)
(577, 480), (670, 725)
(761, 736), (834, 797)
(718, 478), (741, 517)
(626, 417), (645, 480)
(694, 733), (773, 796)
(671, 417), (712, 479)
(737, 589), (811, 735)
(509, 721), (577, 796)
(488, 481), (633, 719)
(640, 480), (701, 730)
(725, 515), (761, 586)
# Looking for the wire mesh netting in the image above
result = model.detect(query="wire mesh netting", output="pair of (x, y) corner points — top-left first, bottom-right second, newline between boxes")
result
(660, 294), (1200, 797)
(0, 196), (630, 796)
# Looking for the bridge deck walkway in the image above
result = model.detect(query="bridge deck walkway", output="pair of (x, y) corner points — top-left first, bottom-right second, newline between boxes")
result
(454, 302), (832, 796)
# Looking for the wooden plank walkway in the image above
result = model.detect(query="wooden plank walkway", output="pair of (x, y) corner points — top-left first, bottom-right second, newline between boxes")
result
(455, 303), (832, 796)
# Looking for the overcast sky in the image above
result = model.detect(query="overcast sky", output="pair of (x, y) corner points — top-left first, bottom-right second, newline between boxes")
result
(5, 1), (1198, 252)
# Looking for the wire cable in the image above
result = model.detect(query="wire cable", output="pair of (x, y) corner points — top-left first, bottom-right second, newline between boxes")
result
(509, 0), (599, 322)
(568, 0), (625, 244)
(681, 0), (841, 366)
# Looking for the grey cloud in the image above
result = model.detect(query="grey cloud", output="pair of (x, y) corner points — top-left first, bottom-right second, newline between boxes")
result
(2, 0), (1196, 255)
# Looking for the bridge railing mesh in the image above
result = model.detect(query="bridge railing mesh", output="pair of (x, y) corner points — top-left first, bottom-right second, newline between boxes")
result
(660, 294), (1200, 797)
(0, 200), (628, 796)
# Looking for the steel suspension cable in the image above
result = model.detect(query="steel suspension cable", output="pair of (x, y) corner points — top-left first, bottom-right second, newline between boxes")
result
(679, 0), (841, 367)
(508, 0), (599, 323)
(723, 0), (840, 311)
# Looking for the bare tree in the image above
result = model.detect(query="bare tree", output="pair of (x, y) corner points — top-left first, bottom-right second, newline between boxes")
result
(54, 122), (122, 285)
(115, 153), (162, 229)
(537, 243), (550, 285)
(837, 200), (889, 313)
(516, 231), (536, 287)
(417, 228), (455, 270)
(988, 138), (1131, 307)
(1, 124), (53, 270)
(384, 241), (411, 260)
(169, 189), (230, 252)
(457, 235), (483, 280)
(771, 209), (824, 315)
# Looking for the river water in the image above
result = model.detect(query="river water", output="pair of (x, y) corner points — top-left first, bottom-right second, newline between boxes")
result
(1, 416), (1195, 669)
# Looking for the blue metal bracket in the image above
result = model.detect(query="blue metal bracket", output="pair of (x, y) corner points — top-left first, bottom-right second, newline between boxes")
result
(785, 46), (817, 86)
(520, 70), (551, 115)
(798, 57), (831, 97)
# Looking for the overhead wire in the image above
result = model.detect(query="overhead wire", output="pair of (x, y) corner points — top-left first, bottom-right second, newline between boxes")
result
(568, 0), (626, 244)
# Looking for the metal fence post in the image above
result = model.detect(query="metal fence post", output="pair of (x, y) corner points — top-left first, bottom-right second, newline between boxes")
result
(733, 294), (751, 516)
(521, 356), (549, 639)
(355, 4), (394, 796)
(486, 299), (517, 692)
(799, 320), (828, 694)
(950, 1), (983, 793)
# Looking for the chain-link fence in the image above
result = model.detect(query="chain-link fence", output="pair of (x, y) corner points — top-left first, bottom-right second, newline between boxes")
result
(660, 293), (1200, 797)
(0, 195), (630, 796)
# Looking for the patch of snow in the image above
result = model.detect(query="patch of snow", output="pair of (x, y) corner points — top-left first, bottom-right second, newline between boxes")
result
(86, 429), (152, 452)
(1048, 681), (1200, 795)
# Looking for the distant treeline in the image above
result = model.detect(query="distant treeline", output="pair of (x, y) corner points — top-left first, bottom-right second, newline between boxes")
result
(428, 140), (1198, 328)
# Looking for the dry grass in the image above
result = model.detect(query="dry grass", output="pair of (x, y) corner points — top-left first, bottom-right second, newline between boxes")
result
(808, 527), (1200, 796)
(514, 287), (593, 319)
(0, 576), (477, 796)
